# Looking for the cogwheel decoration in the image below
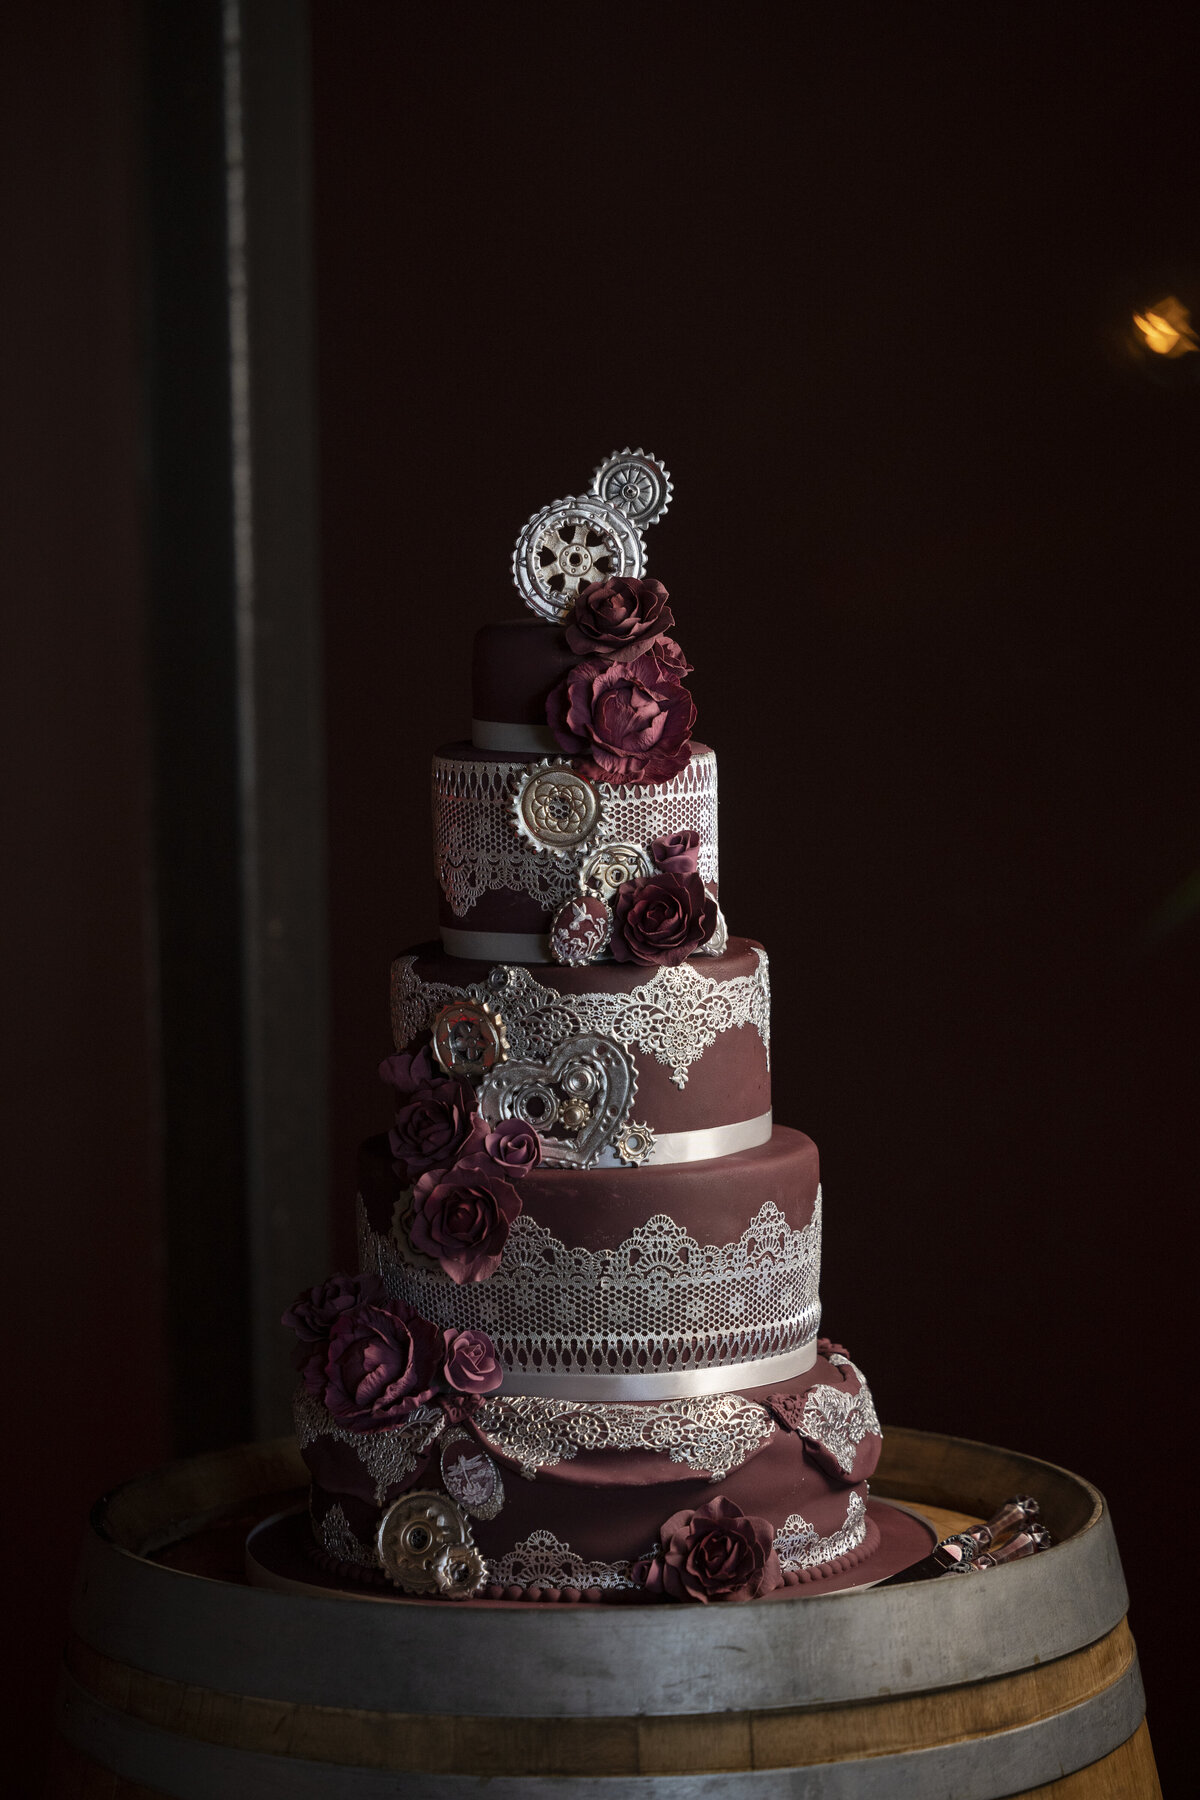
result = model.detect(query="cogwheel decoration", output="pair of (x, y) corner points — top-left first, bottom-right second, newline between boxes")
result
(579, 841), (654, 902)
(513, 495), (646, 622)
(614, 1121), (657, 1166)
(431, 998), (509, 1077)
(591, 448), (673, 528)
(376, 1490), (484, 1599)
(512, 760), (604, 856)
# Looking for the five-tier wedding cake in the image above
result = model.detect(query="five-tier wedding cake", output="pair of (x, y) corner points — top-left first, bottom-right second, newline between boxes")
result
(282, 453), (886, 1604)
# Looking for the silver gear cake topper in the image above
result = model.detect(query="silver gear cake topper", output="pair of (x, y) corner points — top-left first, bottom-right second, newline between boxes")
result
(512, 449), (673, 620)
(591, 447), (673, 527)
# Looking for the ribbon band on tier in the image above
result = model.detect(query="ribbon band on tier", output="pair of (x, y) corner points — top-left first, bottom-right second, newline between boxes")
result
(496, 1340), (818, 1401)
(471, 719), (561, 753)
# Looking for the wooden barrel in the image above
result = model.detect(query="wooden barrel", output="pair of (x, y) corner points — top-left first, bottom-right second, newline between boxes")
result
(51, 1428), (1160, 1798)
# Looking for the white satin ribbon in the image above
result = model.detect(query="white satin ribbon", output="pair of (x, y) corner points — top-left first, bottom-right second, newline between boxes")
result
(472, 719), (560, 753)
(440, 926), (551, 961)
(498, 1341), (817, 1401)
(601, 1110), (772, 1166)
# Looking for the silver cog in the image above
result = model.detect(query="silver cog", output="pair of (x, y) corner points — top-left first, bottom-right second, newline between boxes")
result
(591, 448), (673, 528)
(513, 495), (646, 622)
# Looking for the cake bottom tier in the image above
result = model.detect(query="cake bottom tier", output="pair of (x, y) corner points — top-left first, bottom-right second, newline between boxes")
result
(296, 1346), (882, 1602)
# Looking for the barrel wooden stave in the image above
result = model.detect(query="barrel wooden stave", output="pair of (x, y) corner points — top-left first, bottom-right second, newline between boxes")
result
(55, 1429), (1159, 1799)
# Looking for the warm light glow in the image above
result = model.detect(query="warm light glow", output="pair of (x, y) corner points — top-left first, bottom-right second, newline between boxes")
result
(1132, 295), (1198, 358)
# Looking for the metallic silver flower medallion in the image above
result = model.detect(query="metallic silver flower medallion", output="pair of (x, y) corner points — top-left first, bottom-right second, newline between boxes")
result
(549, 894), (612, 966)
(512, 761), (602, 855)
(478, 1033), (637, 1168)
(431, 998), (509, 1077)
(440, 1430), (505, 1521)
(376, 1490), (482, 1597)
(614, 1121), (656, 1166)
(512, 495), (646, 621)
(579, 840), (654, 902)
(591, 448), (673, 528)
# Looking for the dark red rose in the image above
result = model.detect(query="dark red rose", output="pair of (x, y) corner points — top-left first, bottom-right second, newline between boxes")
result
(611, 869), (718, 966)
(546, 651), (696, 786)
(639, 633), (692, 681)
(464, 1117), (541, 1176)
(388, 1075), (477, 1182)
(378, 1041), (437, 1097)
(409, 1165), (523, 1283)
(323, 1299), (443, 1430)
(650, 829), (701, 877)
(442, 1327), (504, 1394)
(564, 576), (675, 664)
(818, 1337), (849, 1361)
(641, 1496), (783, 1604)
(764, 1391), (807, 1432)
(282, 1272), (390, 1391)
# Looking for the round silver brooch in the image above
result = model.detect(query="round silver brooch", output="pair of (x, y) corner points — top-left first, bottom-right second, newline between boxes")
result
(550, 894), (612, 966)
(591, 448), (673, 528)
(579, 841), (654, 902)
(376, 1490), (484, 1599)
(513, 761), (603, 855)
(512, 495), (646, 621)
(431, 998), (509, 1078)
(614, 1121), (656, 1166)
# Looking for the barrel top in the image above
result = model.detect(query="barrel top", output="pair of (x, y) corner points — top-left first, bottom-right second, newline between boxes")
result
(73, 1426), (1129, 1719)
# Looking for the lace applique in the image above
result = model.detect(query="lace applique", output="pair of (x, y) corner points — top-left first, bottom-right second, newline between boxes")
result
(314, 1499), (375, 1568)
(293, 1386), (447, 1507)
(361, 1193), (822, 1382)
(391, 947), (770, 1090)
(471, 1392), (777, 1481)
(775, 1489), (867, 1572)
(800, 1378), (881, 1476)
(486, 1527), (640, 1592)
(433, 749), (718, 918)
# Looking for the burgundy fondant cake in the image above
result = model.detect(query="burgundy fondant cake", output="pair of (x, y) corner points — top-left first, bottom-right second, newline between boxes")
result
(282, 453), (885, 1603)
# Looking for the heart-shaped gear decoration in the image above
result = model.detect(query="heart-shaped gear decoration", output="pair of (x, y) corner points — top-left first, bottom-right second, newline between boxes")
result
(591, 448), (673, 528)
(513, 495), (646, 622)
(477, 1033), (637, 1169)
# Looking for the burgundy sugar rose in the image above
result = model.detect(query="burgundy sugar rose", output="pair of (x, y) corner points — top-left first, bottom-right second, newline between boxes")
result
(611, 869), (718, 966)
(282, 1272), (390, 1390)
(639, 633), (692, 681)
(442, 1327), (503, 1395)
(818, 1337), (849, 1361)
(650, 829), (701, 877)
(323, 1298), (443, 1430)
(379, 1041), (438, 1098)
(642, 1496), (783, 1604)
(765, 1391), (807, 1433)
(409, 1164), (523, 1284)
(388, 1073), (477, 1182)
(467, 1117), (541, 1176)
(546, 651), (696, 786)
(564, 576), (675, 664)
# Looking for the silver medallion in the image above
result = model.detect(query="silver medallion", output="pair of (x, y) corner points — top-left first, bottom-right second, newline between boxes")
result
(478, 1032), (637, 1169)
(376, 1489), (484, 1599)
(440, 1429), (505, 1521)
(591, 448), (673, 528)
(613, 1121), (656, 1166)
(579, 840), (654, 902)
(431, 998), (509, 1077)
(512, 760), (603, 855)
(512, 495), (646, 622)
(549, 894), (612, 966)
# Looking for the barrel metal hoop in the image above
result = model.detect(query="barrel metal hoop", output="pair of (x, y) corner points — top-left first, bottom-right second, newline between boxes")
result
(55, 1657), (1147, 1799)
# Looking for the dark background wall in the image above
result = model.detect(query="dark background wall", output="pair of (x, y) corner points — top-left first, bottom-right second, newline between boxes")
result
(313, 7), (1196, 1791)
(4, 2), (1195, 1791)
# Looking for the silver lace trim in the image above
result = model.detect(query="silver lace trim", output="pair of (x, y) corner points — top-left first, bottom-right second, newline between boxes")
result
(391, 946), (770, 1090)
(486, 1528), (639, 1592)
(360, 1192), (821, 1381)
(775, 1488), (868, 1572)
(471, 1391), (777, 1481)
(799, 1375), (881, 1475)
(433, 748), (718, 918)
(314, 1499), (376, 1568)
(293, 1386), (447, 1506)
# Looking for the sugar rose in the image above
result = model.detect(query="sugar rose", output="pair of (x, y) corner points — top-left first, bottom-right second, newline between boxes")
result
(282, 1272), (390, 1391)
(611, 869), (717, 966)
(565, 576), (674, 664)
(546, 651), (695, 786)
(409, 1165), (523, 1284)
(388, 1074), (477, 1182)
(649, 829), (701, 877)
(642, 1496), (783, 1603)
(442, 1327), (504, 1394)
(322, 1299), (442, 1431)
